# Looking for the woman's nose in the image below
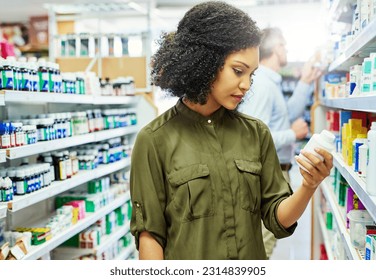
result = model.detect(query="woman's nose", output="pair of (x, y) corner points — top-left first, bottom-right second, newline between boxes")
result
(239, 78), (251, 92)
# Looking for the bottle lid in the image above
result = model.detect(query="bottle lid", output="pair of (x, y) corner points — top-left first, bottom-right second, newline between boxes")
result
(7, 169), (16, 177)
(318, 130), (335, 150)
(320, 130), (335, 142)
(0, 169), (6, 177)
(371, 122), (376, 130)
(16, 170), (25, 177)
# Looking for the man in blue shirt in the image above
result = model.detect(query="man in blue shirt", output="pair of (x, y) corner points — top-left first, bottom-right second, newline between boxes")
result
(238, 27), (321, 258)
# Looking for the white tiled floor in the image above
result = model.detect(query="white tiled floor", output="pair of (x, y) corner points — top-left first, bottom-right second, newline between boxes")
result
(270, 162), (312, 260)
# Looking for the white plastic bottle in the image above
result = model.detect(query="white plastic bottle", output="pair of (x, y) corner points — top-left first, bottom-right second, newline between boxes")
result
(297, 129), (335, 173)
(358, 143), (368, 178)
(366, 122), (376, 195)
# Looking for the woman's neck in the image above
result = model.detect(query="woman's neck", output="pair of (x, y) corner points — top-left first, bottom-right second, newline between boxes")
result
(182, 97), (220, 117)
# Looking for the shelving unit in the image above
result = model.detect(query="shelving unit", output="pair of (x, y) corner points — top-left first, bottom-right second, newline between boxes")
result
(5, 158), (130, 212)
(333, 153), (376, 221)
(52, 220), (131, 259)
(0, 0), (162, 262)
(315, 206), (334, 260)
(0, 150), (5, 163)
(0, 90), (141, 106)
(115, 244), (136, 260)
(319, 179), (363, 260)
(20, 193), (130, 260)
(311, 2), (376, 259)
(328, 19), (376, 72)
(0, 81), (155, 261)
(0, 205), (7, 220)
(5, 126), (138, 160)
(327, 0), (354, 23)
(321, 95), (376, 113)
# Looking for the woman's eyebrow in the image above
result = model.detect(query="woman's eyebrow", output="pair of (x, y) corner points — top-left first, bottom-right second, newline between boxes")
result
(234, 60), (250, 68)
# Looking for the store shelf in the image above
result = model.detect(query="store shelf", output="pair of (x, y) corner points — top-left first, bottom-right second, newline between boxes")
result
(1, 91), (93, 105)
(93, 95), (141, 105)
(321, 95), (376, 113)
(115, 244), (136, 260)
(0, 150), (5, 163)
(0, 90), (141, 106)
(5, 126), (138, 160)
(320, 179), (362, 260)
(328, 19), (376, 72)
(328, 0), (354, 23)
(7, 157), (131, 212)
(22, 193), (129, 260)
(0, 205), (7, 219)
(93, 126), (139, 142)
(315, 206), (334, 260)
(53, 222), (130, 259)
(332, 152), (376, 222)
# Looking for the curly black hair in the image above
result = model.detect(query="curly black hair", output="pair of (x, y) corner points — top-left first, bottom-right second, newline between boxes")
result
(151, 1), (261, 104)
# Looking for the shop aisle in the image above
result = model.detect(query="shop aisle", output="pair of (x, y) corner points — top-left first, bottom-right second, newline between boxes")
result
(270, 161), (311, 260)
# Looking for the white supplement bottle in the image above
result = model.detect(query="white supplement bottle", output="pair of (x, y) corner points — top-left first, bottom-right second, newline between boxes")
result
(358, 143), (368, 178)
(297, 129), (335, 173)
(366, 122), (376, 195)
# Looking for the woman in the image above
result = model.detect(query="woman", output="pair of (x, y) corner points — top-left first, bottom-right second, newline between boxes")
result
(130, 1), (333, 260)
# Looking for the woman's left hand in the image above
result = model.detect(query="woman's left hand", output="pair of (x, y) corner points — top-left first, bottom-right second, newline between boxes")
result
(294, 148), (333, 190)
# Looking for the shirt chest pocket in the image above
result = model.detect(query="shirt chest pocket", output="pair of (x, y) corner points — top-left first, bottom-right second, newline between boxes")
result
(235, 159), (262, 213)
(168, 164), (214, 222)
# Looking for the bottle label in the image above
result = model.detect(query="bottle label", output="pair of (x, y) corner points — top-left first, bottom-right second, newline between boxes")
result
(16, 131), (24, 146)
(39, 72), (49, 92)
(16, 180), (25, 194)
(21, 71), (31, 91)
(59, 161), (67, 180)
(10, 133), (16, 147)
(1, 134), (10, 148)
(3, 70), (14, 89)
(37, 127), (47, 141)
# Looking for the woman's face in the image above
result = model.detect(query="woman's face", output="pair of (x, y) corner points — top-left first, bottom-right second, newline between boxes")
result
(208, 46), (259, 112)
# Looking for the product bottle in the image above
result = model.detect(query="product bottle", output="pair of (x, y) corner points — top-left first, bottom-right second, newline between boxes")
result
(297, 129), (336, 173)
(18, 59), (31, 91)
(366, 122), (376, 195)
(358, 143), (368, 178)
(63, 150), (72, 179)
(0, 59), (3, 90)
(38, 59), (49, 92)
(15, 169), (26, 195)
(6, 168), (17, 195)
(53, 152), (67, 181)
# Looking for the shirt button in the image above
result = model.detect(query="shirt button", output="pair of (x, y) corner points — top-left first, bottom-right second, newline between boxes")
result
(207, 120), (212, 124)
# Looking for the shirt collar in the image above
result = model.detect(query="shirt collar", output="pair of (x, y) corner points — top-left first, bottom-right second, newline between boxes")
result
(258, 65), (282, 84)
(176, 97), (227, 124)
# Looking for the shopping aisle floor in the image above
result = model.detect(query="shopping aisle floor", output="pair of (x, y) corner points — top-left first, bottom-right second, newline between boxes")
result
(270, 162), (312, 260)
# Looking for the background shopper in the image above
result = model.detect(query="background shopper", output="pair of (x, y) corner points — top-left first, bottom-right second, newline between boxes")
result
(130, 1), (333, 260)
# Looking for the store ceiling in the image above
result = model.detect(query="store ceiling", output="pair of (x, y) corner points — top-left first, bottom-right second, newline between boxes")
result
(3, 0), (321, 23)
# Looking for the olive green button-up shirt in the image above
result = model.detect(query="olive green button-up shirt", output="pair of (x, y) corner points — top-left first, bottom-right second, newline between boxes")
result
(130, 98), (296, 260)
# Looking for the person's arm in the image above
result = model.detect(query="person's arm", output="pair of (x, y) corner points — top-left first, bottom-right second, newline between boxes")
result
(277, 148), (333, 228)
(139, 232), (164, 260)
(287, 61), (321, 122)
(130, 129), (167, 258)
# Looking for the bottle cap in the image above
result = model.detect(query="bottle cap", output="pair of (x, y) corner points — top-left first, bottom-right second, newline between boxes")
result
(371, 122), (376, 130)
(320, 130), (335, 143)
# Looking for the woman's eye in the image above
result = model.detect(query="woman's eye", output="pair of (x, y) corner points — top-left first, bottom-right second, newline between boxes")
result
(233, 68), (242, 75)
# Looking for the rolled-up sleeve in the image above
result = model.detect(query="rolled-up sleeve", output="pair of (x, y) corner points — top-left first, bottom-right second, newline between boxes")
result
(130, 128), (167, 249)
(257, 121), (297, 238)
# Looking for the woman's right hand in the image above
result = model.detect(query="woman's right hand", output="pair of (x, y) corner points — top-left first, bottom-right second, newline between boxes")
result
(294, 148), (333, 190)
